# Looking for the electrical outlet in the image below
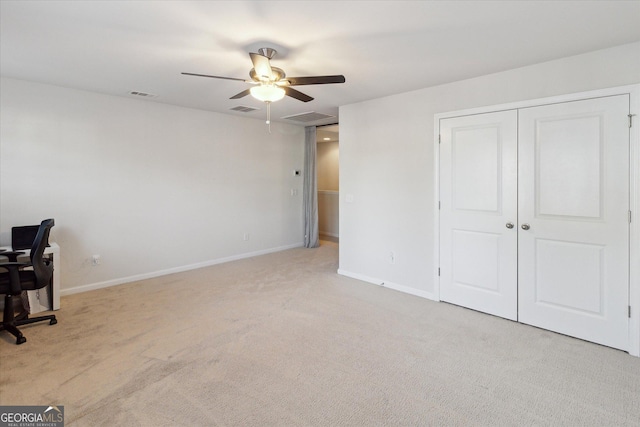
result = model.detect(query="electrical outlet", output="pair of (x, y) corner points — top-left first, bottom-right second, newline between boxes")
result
(91, 254), (101, 266)
(243, 233), (250, 241)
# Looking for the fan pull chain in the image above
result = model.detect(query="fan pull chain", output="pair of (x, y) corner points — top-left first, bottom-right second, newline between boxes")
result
(266, 101), (272, 134)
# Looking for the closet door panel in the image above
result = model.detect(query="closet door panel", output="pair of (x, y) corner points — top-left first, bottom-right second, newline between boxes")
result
(439, 111), (518, 320)
(518, 95), (629, 351)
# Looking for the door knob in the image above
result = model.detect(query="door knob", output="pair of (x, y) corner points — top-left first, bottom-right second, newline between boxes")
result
(506, 222), (514, 229)
(521, 223), (530, 230)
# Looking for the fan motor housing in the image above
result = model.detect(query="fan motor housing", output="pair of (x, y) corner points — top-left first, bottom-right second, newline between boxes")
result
(258, 47), (278, 59)
(250, 67), (286, 82)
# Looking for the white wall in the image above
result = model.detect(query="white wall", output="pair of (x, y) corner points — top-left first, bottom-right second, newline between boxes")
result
(338, 41), (640, 298)
(0, 77), (305, 293)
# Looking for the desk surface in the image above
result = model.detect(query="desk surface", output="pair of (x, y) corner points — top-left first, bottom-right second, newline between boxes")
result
(0, 242), (60, 254)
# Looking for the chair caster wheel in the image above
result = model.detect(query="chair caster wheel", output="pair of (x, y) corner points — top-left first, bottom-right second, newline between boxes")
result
(16, 336), (26, 345)
(50, 319), (57, 325)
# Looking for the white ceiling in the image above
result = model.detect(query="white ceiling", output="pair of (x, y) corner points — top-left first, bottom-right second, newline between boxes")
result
(2, 1), (639, 126)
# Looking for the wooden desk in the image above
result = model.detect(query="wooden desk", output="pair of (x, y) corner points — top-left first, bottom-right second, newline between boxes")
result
(0, 243), (60, 313)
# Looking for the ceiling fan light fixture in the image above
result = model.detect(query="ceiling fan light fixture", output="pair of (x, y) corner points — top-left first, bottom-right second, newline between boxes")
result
(250, 85), (285, 103)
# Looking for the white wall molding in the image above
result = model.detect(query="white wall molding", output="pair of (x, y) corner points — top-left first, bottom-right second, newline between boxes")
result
(434, 84), (640, 119)
(337, 269), (436, 301)
(61, 243), (303, 296)
(629, 85), (640, 357)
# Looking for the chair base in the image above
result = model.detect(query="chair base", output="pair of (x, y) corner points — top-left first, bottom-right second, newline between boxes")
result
(1, 294), (56, 345)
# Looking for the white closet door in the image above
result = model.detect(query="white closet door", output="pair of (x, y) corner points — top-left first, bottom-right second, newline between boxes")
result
(439, 111), (518, 320)
(518, 95), (630, 350)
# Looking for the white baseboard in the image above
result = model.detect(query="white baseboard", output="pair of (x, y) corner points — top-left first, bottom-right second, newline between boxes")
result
(319, 231), (339, 238)
(61, 243), (304, 296)
(337, 269), (437, 301)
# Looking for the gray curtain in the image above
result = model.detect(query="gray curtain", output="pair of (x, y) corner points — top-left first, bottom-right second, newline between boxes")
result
(303, 126), (319, 248)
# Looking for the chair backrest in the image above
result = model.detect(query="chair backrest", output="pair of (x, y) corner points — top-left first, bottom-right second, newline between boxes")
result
(29, 218), (55, 289)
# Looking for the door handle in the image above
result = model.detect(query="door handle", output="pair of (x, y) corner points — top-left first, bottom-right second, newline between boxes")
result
(506, 222), (514, 229)
(521, 223), (530, 230)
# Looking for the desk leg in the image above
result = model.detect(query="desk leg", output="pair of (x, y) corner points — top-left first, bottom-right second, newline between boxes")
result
(52, 250), (60, 310)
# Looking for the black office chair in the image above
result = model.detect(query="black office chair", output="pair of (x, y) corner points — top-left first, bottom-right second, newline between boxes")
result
(0, 219), (57, 344)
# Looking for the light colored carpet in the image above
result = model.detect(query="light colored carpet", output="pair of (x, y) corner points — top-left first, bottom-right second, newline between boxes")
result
(1, 241), (639, 426)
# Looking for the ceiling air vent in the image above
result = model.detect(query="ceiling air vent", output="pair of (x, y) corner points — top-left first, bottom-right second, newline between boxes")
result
(230, 106), (260, 113)
(128, 90), (157, 98)
(281, 111), (335, 123)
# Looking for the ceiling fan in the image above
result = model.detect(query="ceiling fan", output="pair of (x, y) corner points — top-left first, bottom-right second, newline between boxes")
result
(182, 47), (346, 104)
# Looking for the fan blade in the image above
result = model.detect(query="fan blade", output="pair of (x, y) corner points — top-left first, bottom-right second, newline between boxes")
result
(284, 87), (314, 102)
(287, 75), (345, 86)
(249, 52), (273, 81)
(182, 72), (247, 82)
(230, 89), (251, 99)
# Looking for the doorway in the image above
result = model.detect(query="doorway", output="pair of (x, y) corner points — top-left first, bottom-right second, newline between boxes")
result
(317, 125), (339, 243)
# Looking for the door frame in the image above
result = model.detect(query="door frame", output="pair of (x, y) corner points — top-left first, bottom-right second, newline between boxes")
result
(433, 84), (640, 357)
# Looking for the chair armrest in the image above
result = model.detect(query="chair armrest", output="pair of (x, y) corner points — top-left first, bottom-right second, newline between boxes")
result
(0, 251), (27, 262)
(0, 261), (31, 269)
(0, 252), (49, 266)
